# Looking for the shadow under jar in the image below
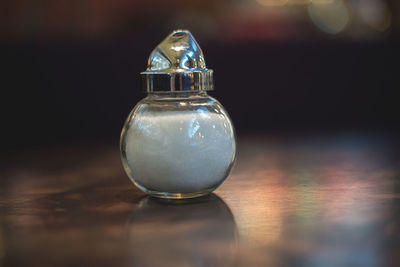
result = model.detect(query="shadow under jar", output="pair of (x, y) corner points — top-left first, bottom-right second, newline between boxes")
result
(120, 30), (236, 199)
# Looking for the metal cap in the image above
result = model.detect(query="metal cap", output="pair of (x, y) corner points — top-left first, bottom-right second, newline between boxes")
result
(141, 30), (213, 92)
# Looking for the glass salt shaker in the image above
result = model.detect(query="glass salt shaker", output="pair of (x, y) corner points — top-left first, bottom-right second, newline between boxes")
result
(120, 30), (236, 199)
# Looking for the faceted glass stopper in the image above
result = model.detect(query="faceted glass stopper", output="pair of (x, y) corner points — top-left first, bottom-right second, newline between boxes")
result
(140, 29), (213, 92)
(147, 30), (207, 72)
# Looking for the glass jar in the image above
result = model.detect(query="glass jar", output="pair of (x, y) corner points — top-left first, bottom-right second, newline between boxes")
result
(120, 91), (236, 199)
(120, 29), (236, 199)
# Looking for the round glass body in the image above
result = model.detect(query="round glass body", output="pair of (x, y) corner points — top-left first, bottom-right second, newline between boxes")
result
(120, 92), (236, 199)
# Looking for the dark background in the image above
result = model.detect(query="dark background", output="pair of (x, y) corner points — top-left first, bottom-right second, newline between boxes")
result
(1, 0), (399, 150)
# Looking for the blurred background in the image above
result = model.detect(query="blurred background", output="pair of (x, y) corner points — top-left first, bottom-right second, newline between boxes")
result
(1, 0), (399, 150)
(1, 2), (400, 266)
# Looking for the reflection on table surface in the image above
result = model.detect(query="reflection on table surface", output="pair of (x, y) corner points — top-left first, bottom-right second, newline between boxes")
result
(126, 195), (237, 266)
(1, 134), (400, 266)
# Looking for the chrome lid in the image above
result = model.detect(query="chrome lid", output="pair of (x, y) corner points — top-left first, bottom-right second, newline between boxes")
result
(141, 30), (213, 92)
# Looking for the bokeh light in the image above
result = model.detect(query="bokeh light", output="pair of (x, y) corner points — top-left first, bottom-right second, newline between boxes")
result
(0, 0), (396, 41)
(308, 0), (351, 35)
(356, 0), (392, 32)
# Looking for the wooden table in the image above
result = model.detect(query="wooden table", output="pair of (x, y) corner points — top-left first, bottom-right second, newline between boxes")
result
(1, 134), (400, 266)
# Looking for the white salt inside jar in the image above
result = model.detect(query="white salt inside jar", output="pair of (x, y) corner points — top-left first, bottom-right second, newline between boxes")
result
(124, 109), (235, 194)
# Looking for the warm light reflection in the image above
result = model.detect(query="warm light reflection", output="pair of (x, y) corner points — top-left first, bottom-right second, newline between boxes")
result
(292, 169), (321, 226)
(290, 0), (311, 5)
(218, 136), (395, 265)
(256, 0), (340, 6)
(256, 0), (289, 7)
(221, 168), (290, 245)
(310, 0), (334, 4)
